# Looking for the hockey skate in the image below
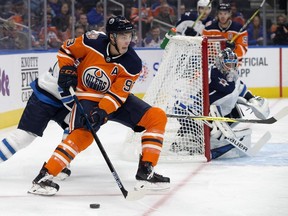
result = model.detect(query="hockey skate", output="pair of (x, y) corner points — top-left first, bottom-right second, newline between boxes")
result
(135, 156), (170, 191)
(28, 164), (59, 196)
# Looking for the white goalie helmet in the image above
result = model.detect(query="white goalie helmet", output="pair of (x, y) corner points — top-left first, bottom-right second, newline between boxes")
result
(216, 48), (238, 74)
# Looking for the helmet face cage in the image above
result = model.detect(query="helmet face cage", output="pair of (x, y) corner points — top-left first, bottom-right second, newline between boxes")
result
(216, 48), (238, 74)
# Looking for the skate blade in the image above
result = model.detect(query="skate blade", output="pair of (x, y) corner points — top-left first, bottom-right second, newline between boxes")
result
(27, 184), (57, 196)
(135, 180), (170, 191)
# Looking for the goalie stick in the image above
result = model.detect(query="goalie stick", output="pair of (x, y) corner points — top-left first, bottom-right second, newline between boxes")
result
(175, 101), (271, 156)
(167, 105), (288, 124)
(69, 87), (146, 201)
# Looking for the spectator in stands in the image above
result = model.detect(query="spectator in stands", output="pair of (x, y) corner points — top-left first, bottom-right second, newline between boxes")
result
(30, 0), (42, 17)
(273, 22), (288, 45)
(48, 0), (62, 17)
(53, 2), (71, 33)
(0, 0), (13, 19)
(142, 25), (162, 47)
(0, 20), (28, 49)
(74, 2), (85, 21)
(7, 0), (27, 29)
(30, 13), (41, 48)
(75, 25), (85, 38)
(230, 2), (245, 26)
(86, 2), (104, 27)
(152, 0), (175, 17)
(151, 0), (165, 10)
(38, 13), (62, 49)
(45, 2), (56, 19)
(247, 15), (264, 46)
(75, 13), (89, 32)
(58, 15), (74, 41)
(155, 2), (177, 38)
(180, 4), (186, 16)
(270, 14), (287, 42)
(130, 0), (154, 38)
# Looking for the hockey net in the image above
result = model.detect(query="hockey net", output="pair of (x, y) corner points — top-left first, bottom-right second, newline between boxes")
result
(123, 36), (225, 162)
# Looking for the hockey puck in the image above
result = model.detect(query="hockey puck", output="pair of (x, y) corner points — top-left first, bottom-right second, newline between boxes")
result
(90, 203), (100, 209)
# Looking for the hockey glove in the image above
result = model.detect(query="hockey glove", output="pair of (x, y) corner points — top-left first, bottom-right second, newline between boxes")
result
(225, 40), (236, 51)
(184, 27), (198, 36)
(84, 107), (108, 132)
(248, 96), (270, 119)
(58, 66), (77, 92)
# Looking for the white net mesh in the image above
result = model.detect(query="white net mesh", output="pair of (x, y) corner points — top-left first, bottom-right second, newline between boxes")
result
(123, 36), (224, 162)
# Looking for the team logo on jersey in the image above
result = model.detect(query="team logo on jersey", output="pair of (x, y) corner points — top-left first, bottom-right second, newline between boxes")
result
(82, 67), (111, 92)
(218, 77), (229, 87)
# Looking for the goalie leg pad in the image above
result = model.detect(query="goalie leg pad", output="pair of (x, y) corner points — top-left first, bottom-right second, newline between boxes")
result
(209, 105), (236, 139)
(211, 128), (252, 159)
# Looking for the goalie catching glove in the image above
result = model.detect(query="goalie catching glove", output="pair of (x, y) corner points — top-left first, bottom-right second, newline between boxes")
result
(82, 107), (108, 132)
(238, 96), (270, 119)
(58, 65), (77, 92)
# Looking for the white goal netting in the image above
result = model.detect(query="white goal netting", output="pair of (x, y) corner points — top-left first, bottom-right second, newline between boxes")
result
(123, 36), (225, 162)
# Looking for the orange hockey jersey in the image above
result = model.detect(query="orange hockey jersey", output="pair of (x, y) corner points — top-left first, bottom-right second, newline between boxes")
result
(57, 31), (142, 114)
(203, 21), (248, 62)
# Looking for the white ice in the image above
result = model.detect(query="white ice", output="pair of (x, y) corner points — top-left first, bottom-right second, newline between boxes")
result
(0, 99), (288, 216)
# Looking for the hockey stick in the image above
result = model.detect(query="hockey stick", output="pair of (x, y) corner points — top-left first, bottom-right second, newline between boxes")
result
(174, 100), (213, 127)
(223, 131), (271, 156)
(69, 87), (146, 201)
(175, 101), (271, 156)
(230, 0), (266, 42)
(167, 106), (288, 124)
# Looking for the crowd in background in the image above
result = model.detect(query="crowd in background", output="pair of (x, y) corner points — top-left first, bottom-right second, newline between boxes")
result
(0, 0), (287, 50)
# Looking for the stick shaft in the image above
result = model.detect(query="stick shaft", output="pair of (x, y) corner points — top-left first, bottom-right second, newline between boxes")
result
(69, 87), (128, 198)
(166, 106), (288, 124)
(231, 0), (266, 42)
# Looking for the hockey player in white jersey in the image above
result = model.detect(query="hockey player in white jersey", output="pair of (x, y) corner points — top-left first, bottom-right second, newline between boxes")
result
(175, 0), (214, 36)
(0, 63), (74, 179)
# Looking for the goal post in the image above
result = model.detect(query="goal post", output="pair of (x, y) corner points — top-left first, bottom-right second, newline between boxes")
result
(123, 36), (225, 162)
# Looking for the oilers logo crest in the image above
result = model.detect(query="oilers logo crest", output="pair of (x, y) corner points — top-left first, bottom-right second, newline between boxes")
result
(82, 67), (110, 92)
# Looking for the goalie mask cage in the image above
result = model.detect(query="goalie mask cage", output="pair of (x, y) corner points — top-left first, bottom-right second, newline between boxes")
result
(123, 36), (225, 162)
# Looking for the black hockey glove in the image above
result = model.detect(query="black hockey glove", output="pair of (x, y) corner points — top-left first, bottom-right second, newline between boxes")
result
(58, 66), (77, 92)
(225, 40), (236, 51)
(84, 107), (108, 132)
(184, 27), (198, 36)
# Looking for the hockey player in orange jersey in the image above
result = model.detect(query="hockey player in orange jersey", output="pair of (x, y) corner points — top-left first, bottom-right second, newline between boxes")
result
(28, 16), (170, 196)
(203, 3), (248, 63)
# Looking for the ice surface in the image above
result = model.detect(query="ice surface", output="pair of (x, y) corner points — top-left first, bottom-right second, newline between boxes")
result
(0, 99), (287, 216)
